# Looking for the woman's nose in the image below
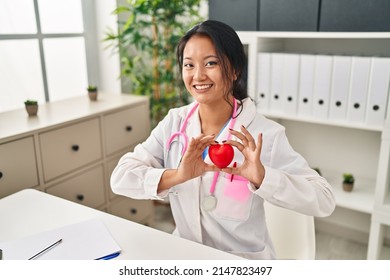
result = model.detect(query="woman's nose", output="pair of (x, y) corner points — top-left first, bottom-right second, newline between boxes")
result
(193, 66), (206, 81)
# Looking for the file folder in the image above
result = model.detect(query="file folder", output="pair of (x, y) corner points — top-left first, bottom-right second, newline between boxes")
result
(329, 55), (352, 121)
(0, 218), (121, 260)
(297, 54), (315, 117)
(256, 52), (271, 112)
(365, 57), (390, 126)
(282, 53), (300, 115)
(312, 55), (333, 120)
(346, 56), (371, 124)
(269, 53), (284, 112)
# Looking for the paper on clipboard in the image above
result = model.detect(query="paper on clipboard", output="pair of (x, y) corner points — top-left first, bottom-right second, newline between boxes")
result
(0, 218), (121, 260)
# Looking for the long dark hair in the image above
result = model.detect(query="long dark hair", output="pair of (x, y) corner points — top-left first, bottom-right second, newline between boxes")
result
(176, 20), (248, 108)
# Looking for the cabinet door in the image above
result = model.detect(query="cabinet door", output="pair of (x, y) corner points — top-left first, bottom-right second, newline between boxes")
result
(109, 197), (154, 226)
(209, 0), (258, 31)
(0, 137), (39, 197)
(46, 165), (105, 208)
(320, 0), (390, 31)
(103, 104), (149, 156)
(259, 0), (319, 31)
(39, 118), (102, 181)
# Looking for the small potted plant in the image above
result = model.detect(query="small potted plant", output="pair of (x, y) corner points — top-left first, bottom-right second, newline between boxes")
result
(24, 99), (38, 116)
(87, 85), (98, 101)
(342, 173), (355, 192)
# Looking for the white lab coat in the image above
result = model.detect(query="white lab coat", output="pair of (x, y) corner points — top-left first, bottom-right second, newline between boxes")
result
(111, 98), (335, 259)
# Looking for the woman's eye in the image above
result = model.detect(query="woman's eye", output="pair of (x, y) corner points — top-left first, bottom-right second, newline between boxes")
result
(206, 61), (218, 67)
(183, 63), (193, 68)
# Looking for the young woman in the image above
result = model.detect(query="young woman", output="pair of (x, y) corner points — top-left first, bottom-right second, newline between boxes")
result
(111, 20), (335, 259)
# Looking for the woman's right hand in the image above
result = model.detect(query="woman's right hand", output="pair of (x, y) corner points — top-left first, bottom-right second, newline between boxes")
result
(158, 134), (218, 192)
(177, 134), (220, 181)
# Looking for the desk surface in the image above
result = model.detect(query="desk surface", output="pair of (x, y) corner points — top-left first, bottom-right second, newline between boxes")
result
(0, 189), (241, 260)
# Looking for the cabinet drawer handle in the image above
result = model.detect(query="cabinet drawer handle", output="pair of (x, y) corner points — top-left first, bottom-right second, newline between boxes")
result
(125, 125), (132, 132)
(71, 144), (80, 152)
(0, 171), (3, 179)
(76, 194), (84, 201)
(130, 208), (137, 214)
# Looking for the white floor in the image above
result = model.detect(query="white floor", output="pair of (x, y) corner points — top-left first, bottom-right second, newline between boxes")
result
(152, 202), (369, 260)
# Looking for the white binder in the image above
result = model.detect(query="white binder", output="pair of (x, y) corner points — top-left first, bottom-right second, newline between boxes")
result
(256, 52), (271, 112)
(346, 56), (371, 124)
(312, 55), (333, 120)
(365, 57), (390, 126)
(282, 53), (300, 115)
(329, 55), (352, 121)
(297, 54), (315, 117)
(269, 53), (284, 112)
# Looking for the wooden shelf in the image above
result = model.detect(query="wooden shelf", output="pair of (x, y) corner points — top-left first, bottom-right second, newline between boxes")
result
(327, 175), (375, 214)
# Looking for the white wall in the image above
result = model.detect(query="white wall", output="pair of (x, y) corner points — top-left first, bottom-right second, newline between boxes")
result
(95, 0), (121, 95)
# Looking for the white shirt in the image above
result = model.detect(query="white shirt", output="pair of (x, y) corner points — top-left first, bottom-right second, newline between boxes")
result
(110, 98), (335, 259)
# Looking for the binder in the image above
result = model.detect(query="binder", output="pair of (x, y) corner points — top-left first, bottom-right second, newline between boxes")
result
(328, 55), (352, 121)
(297, 54), (315, 117)
(365, 57), (390, 126)
(312, 55), (333, 120)
(256, 52), (271, 112)
(269, 53), (284, 112)
(0, 219), (121, 260)
(282, 53), (300, 115)
(346, 56), (371, 124)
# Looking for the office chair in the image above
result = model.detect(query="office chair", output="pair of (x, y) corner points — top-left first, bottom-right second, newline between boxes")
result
(264, 201), (316, 260)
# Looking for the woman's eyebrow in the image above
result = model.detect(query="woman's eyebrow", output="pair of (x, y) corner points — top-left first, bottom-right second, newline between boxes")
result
(183, 54), (218, 60)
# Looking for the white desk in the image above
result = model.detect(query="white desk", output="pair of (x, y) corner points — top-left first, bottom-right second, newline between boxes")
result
(0, 189), (241, 260)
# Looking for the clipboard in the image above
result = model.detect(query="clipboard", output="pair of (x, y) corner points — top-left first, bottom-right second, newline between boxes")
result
(0, 218), (121, 260)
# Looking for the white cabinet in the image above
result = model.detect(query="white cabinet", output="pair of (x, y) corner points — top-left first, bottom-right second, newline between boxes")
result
(238, 31), (390, 259)
(0, 94), (154, 226)
(0, 137), (39, 197)
(103, 104), (149, 156)
(40, 118), (102, 181)
(46, 165), (106, 209)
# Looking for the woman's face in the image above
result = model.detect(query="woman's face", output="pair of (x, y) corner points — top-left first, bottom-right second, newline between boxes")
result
(182, 34), (234, 106)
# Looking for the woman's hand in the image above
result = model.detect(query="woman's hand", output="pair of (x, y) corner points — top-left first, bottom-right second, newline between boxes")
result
(222, 125), (265, 188)
(158, 134), (218, 193)
(176, 134), (220, 181)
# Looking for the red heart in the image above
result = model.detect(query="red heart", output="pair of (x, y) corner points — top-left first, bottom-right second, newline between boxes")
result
(208, 143), (234, 168)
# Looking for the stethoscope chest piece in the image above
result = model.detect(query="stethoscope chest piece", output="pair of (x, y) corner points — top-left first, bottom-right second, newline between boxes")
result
(202, 195), (217, 211)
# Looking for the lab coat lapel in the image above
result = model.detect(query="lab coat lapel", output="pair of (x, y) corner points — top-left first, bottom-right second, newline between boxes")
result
(234, 98), (257, 130)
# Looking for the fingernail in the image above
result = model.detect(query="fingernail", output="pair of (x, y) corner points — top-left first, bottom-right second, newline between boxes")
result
(241, 125), (245, 129)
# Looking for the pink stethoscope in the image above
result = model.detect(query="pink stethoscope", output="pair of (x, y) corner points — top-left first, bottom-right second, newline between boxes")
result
(166, 99), (238, 211)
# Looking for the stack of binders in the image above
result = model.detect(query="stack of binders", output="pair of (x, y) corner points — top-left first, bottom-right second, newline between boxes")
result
(256, 52), (390, 127)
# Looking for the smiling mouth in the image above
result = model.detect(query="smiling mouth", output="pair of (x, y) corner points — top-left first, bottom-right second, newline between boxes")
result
(194, 84), (212, 90)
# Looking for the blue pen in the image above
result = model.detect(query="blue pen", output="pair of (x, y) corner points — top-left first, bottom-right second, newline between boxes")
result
(96, 252), (120, 260)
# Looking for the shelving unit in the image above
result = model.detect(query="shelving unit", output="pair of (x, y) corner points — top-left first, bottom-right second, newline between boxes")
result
(238, 31), (390, 259)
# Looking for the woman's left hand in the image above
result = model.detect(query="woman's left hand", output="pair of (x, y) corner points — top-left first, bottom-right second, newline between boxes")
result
(221, 125), (265, 188)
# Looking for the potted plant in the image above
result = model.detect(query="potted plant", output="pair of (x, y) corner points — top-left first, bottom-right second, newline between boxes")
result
(342, 173), (355, 192)
(105, 0), (203, 128)
(87, 85), (98, 101)
(24, 100), (38, 116)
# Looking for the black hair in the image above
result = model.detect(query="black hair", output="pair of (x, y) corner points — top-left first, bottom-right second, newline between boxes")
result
(176, 20), (248, 108)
